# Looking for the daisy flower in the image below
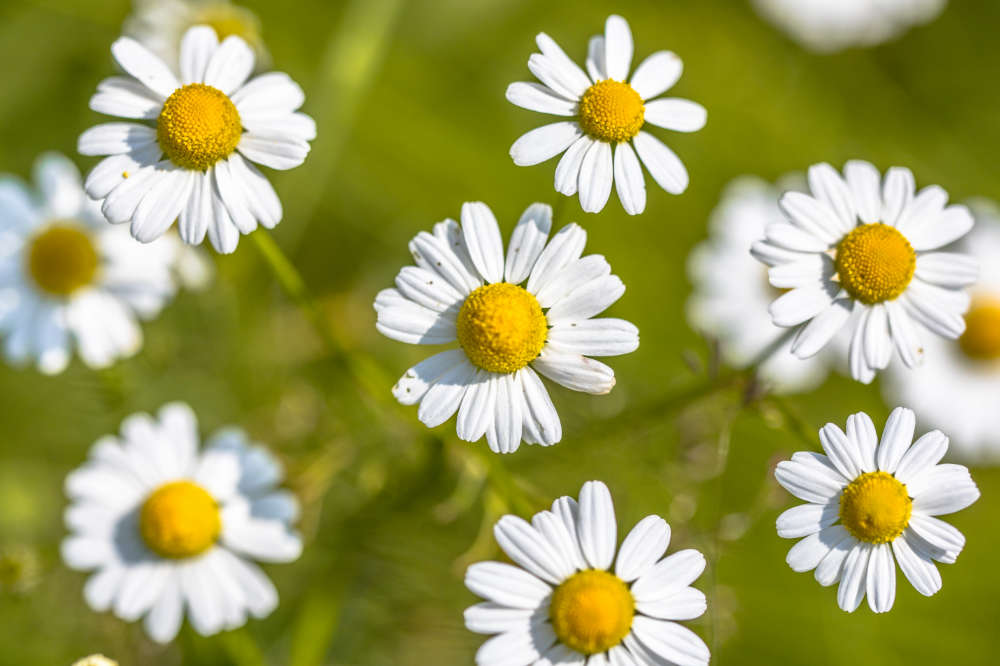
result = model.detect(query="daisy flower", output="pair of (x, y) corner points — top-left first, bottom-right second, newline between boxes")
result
(0, 152), (183, 374)
(750, 161), (978, 384)
(465, 480), (710, 666)
(688, 175), (829, 393)
(79, 25), (315, 254)
(125, 0), (270, 72)
(885, 201), (1000, 461)
(775, 406), (980, 613)
(62, 402), (302, 643)
(72, 657), (118, 666)
(506, 14), (706, 215)
(752, 0), (947, 53)
(375, 202), (639, 453)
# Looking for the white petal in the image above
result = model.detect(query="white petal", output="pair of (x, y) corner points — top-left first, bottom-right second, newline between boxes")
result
(844, 160), (881, 224)
(893, 430), (948, 486)
(630, 616), (710, 666)
(231, 73), (306, 115)
(586, 36), (606, 83)
(813, 527), (856, 587)
(394, 266), (463, 314)
(532, 509), (586, 572)
(845, 411), (878, 473)
(554, 136), (592, 196)
(535, 32), (592, 94)
(144, 572), (183, 643)
(862, 304), (892, 371)
(464, 561), (551, 609)
(910, 465), (980, 516)
(578, 480), (616, 570)
(457, 372), (496, 443)
(615, 515), (670, 581)
(90, 77), (162, 119)
(494, 515), (573, 584)
(237, 133), (310, 171)
(461, 202), (505, 283)
(848, 307), (876, 384)
(179, 171), (212, 244)
(578, 140), (614, 214)
(905, 205), (974, 251)
(881, 167), (915, 227)
(876, 406), (915, 474)
(892, 535), (941, 597)
(769, 287), (834, 327)
(464, 602), (542, 635)
(546, 274), (624, 323)
(643, 99), (707, 132)
(603, 15), (633, 82)
(417, 358), (477, 427)
(865, 543), (896, 613)
(635, 586), (706, 621)
(132, 166), (194, 243)
(762, 224), (830, 253)
(519, 367), (562, 446)
(807, 163), (856, 232)
(392, 349), (467, 406)
(533, 255), (611, 309)
(776, 502), (839, 539)
(475, 625), (555, 666)
(374, 288), (456, 344)
(111, 37), (179, 98)
(532, 349), (615, 394)
(179, 25), (219, 84)
(409, 230), (481, 295)
(631, 549), (705, 601)
(885, 299), (924, 368)
(837, 543), (871, 612)
(101, 162), (163, 225)
(547, 318), (639, 357)
(527, 223), (587, 295)
(630, 51), (683, 100)
(774, 457), (845, 504)
(632, 131), (688, 195)
(901, 282), (968, 339)
(785, 526), (839, 573)
(613, 142), (646, 215)
(791, 299), (852, 358)
(511, 122), (582, 167)
(915, 252), (980, 288)
(906, 517), (965, 563)
(488, 373), (523, 454)
(506, 82), (576, 116)
(78, 122), (157, 157)
(203, 35), (255, 95)
(779, 191), (847, 243)
(505, 203), (552, 284)
(226, 153), (283, 228)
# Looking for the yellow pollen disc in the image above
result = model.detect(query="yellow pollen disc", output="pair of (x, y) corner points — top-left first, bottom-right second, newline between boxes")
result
(550, 570), (635, 655)
(578, 80), (645, 143)
(839, 471), (912, 544)
(456, 283), (547, 374)
(139, 481), (221, 559)
(157, 83), (242, 171)
(195, 5), (263, 45)
(27, 224), (99, 296)
(835, 223), (916, 304)
(959, 299), (1000, 361)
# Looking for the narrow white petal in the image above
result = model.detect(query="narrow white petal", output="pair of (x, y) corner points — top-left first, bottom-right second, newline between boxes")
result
(630, 51), (683, 100)
(632, 131), (688, 195)
(893, 535), (941, 597)
(506, 82), (576, 116)
(615, 515), (670, 581)
(546, 274), (624, 323)
(180, 25), (219, 84)
(527, 223), (587, 295)
(547, 318), (639, 357)
(417, 358), (477, 427)
(885, 299), (924, 368)
(893, 430), (948, 486)
(494, 515), (573, 584)
(813, 527), (855, 587)
(111, 37), (178, 98)
(845, 411), (878, 473)
(776, 502), (839, 539)
(769, 287), (834, 327)
(237, 133), (310, 171)
(203, 35), (255, 95)
(844, 160), (881, 224)
(505, 203), (552, 284)
(578, 480), (617, 570)
(915, 252), (980, 288)
(631, 549), (706, 601)
(808, 162), (857, 232)
(603, 15), (634, 82)
(586, 36), (606, 83)
(519, 367), (562, 446)
(791, 299), (852, 358)
(881, 167), (915, 227)
(630, 616), (710, 666)
(613, 142), (646, 215)
(532, 349), (615, 395)
(464, 561), (551, 609)
(461, 201), (505, 284)
(511, 122), (582, 167)
(643, 99), (707, 133)
(554, 136), (592, 196)
(457, 372), (496, 443)
(837, 543), (871, 612)
(578, 140), (614, 214)
(876, 406), (916, 474)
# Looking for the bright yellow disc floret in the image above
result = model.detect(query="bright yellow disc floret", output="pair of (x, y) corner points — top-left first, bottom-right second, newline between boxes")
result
(27, 224), (99, 297)
(550, 569), (635, 655)
(839, 471), (912, 544)
(578, 80), (645, 143)
(157, 83), (242, 171)
(959, 299), (1000, 361)
(456, 283), (547, 374)
(139, 481), (221, 559)
(835, 223), (916, 304)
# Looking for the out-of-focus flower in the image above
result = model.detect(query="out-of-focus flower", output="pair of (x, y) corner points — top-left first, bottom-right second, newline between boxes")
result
(62, 402), (302, 643)
(775, 407), (980, 612)
(752, 0), (947, 53)
(375, 202), (639, 453)
(72, 656), (118, 666)
(465, 480), (709, 665)
(79, 26), (315, 254)
(688, 176), (829, 393)
(125, 0), (269, 71)
(506, 15), (706, 214)
(885, 200), (1000, 461)
(752, 161), (978, 384)
(0, 152), (183, 373)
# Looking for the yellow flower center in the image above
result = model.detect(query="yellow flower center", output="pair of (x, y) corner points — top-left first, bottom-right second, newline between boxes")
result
(835, 223), (916, 304)
(157, 83), (242, 171)
(27, 224), (99, 296)
(839, 471), (912, 544)
(958, 299), (1000, 361)
(139, 481), (221, 559)
(550, 569), (635, 655)
(456, 283), (547, 374)
(578, 80), (645, 143)
(194, 5), (263, 47)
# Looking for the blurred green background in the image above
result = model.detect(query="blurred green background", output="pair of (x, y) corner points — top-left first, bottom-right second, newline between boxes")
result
(1, 0), (998, 663)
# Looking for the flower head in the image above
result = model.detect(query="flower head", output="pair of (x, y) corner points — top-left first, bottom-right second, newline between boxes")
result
(62, 403), (302, 642)
(79, 25), (314, 253)
(375, 202), (639, 453)
(507, 15), (706, 215)
(465, 480), (709, 665)
(775, 406), (980, 612)
(752, 161), (978, 384)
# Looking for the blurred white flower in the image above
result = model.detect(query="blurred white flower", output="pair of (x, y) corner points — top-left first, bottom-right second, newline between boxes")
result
(465, 480), (709, 665)
(752, 0), (947, 52)
(775, 406), (979, 613)
(506, 14), (706, 215)
(62, 402), (302, 643)
(72, 656), (118, 666)
(375, 202), (638, 453)
(125, 0), (269, 70)
(688, 176), (829, 393)
(885, 200), (1000, 461)
(0, 152), (183, 374)
(79, 26), (315, 254)
(751, 161), (977, 384)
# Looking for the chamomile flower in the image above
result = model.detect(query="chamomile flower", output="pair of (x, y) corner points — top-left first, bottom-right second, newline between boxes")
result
(125, 0), (270, 72)
(79, 25), (315, 254)
(0, 152), (182, 374)
(506, 15), (706, 215)
(751, 161), (978, 384)
(72, 657), (118, 666)
(752, 0), (947, 52)
(62, 402), (302, 643)
(885, 201), (1000, 461)
(375, 202), (639, 453)
(688, 176), (829, 393)
(775, 407), (980, 613)
(465, 480), (710, 666)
